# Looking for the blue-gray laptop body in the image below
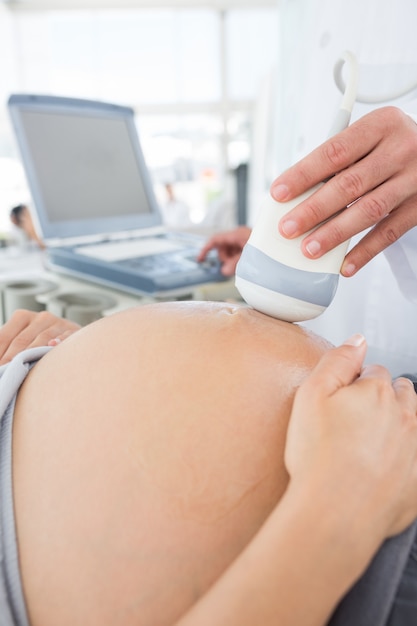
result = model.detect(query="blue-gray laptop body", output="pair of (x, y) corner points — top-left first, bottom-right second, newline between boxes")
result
(7, 94), (224, 296)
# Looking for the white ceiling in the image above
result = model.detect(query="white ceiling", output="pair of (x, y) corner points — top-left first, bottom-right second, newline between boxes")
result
(2, 0), (277, 10)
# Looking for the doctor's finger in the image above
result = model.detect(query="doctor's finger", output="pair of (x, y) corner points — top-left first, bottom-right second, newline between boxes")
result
(271, 119), (382, 203)
(298, 176), (411, 261)
(219, 255), (240, 276)
(197, 237), (218, 262)
(278, 148), (401, 241)
(340, 198), (417, 276)
(270, 107), (411, 204)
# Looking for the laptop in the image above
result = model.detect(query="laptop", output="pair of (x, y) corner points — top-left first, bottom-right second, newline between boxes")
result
(7, 93), (226, 297)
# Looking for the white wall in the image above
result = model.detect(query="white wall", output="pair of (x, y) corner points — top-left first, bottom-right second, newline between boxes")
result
(0, 5), (30, 231)
(275, 0), (417, 171)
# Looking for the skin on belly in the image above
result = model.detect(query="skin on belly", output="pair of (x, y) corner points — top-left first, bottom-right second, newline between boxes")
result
(12, 303), (329, 626)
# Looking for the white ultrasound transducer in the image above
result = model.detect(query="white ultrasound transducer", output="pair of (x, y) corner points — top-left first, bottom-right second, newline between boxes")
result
(235, 51), (359, 322)
(235, 182), (351, 322)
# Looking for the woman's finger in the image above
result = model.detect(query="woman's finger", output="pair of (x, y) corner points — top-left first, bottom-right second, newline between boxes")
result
(298, 334), (367, 400)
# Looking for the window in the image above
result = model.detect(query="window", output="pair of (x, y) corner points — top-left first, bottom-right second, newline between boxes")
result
(0, 4), (279, 234)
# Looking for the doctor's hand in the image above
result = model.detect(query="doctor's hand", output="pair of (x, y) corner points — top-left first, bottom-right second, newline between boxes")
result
(271, 106), (417, 276)
(285, 334), (417, 546)
(0, 309), (81, 365)
(198, 226), (251, 276)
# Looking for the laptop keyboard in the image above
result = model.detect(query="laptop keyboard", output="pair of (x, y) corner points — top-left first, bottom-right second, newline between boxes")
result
(75, 236), (221, 278)
(77, 237), (185, 262)
(120, 251), (200, 275)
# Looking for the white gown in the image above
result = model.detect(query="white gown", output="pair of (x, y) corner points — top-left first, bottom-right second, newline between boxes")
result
(273, 0), (417, 375)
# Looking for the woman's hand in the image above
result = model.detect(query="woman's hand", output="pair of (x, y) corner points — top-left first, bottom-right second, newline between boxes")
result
(198, 226), (251, 276)
(285, 334), (417, 543)
(0, 309), (81, 365)
(271, 107), (417, 276)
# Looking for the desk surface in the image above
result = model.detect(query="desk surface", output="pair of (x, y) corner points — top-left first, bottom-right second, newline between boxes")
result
(0, 244), (240, 322)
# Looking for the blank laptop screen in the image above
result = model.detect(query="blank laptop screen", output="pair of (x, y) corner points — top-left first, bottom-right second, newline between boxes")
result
(18, 111), (151, 222)
(8, 95), (163, 240)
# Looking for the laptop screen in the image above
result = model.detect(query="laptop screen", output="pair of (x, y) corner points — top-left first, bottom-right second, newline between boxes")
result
(8, 94), (163, 240)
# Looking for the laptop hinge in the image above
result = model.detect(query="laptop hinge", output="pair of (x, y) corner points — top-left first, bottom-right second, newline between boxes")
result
(46, 226), (167, 248)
